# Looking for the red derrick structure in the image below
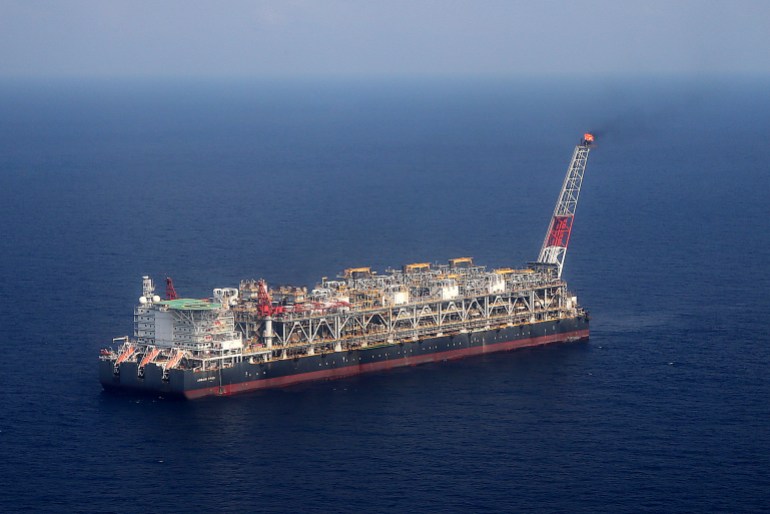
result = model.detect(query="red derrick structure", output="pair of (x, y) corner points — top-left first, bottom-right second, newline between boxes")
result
(165, 277), (178, 300)
(256, 279), (273, 316)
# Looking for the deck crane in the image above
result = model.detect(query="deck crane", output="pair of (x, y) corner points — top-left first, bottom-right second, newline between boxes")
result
(256, 279), (273, 316)
(165, 277), (178, 300)
(537, 133), (594, 279)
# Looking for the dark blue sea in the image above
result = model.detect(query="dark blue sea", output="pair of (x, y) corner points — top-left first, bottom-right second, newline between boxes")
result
(1, 77), (769, 513)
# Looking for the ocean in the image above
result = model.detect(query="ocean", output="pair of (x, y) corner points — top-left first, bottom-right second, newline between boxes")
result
(0, 76), (768, 512)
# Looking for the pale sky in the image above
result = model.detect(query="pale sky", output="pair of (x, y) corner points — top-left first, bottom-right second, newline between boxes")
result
(1, 0), (769, 78)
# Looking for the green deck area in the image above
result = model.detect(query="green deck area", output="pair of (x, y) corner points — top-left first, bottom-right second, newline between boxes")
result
(157, 298), (221, 310)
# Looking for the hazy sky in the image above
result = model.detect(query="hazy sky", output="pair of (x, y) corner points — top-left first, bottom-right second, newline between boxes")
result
(1, 0), (769, 78)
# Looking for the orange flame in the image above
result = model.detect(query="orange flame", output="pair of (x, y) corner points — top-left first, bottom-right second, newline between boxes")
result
(584, 133), (594, 142)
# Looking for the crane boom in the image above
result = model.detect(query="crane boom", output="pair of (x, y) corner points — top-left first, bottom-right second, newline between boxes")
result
(537, 133), (594, 279)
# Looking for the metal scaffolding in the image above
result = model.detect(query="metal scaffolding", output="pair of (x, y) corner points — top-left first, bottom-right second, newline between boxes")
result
(234, 261), (581, 362)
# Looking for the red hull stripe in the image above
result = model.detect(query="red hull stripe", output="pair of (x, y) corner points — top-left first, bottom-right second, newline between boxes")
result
(185, 329), (589, 399)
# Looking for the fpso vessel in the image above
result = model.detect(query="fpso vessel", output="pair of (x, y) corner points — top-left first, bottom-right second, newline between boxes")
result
(100, 134), (594, 399)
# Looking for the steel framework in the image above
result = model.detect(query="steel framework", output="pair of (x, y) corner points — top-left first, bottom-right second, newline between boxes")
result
(234, 267), (581, 362)
(538, 133), (593, 278)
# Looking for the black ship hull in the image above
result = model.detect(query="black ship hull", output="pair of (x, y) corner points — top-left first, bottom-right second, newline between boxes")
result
(100, 316), (589, 399)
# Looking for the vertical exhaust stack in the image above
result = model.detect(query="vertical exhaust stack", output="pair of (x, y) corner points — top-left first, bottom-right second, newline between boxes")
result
(537, 133), (594, 279)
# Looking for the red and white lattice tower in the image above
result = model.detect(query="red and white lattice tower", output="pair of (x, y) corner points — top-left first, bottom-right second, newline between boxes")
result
(256, 279), (273, 317)
(537, 133), (594, 279)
